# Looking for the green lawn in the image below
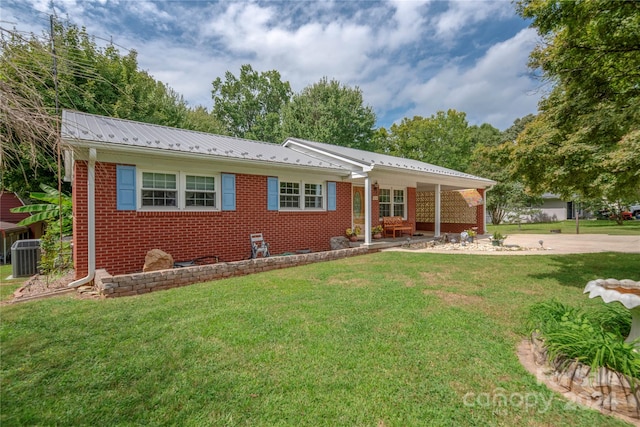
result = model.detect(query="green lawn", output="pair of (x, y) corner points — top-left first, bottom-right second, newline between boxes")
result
(488, 219), (640, 235)
(2, 252), (639, 426)
(0, 264), (25, 302)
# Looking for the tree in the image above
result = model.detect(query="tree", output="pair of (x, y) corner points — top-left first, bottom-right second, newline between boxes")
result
(10, 184), (72, 235)
(211, 64), (292, 143)
(182, 106), (226, 134)
(469, 115), (540, 225)
(513, 0), (640, 204)
(1, 21), (215, 196)
(377, 110), (473, 172)
(280, 77), (376, 150)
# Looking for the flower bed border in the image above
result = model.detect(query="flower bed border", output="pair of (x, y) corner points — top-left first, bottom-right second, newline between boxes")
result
(525, 333), (640, 420)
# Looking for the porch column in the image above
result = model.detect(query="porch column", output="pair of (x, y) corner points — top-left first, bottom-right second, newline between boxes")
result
(434, 184), (441, 237)
(364, 176), (372, 245)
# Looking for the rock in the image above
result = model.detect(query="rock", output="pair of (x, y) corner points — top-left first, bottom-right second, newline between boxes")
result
(330, 236), (350, 250)
(143, 249), (174, 272)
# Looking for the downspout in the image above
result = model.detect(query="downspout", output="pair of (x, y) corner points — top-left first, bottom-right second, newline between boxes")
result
(68, 147), (96, 287)
(434, 184), (441, 237)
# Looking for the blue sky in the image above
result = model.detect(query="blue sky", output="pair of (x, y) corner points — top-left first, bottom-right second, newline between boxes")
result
(4, 0), (542, 130)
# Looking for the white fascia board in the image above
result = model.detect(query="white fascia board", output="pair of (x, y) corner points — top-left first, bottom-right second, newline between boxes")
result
(65, 140), (352, 178)
(284, 139), (371, 171)
(371, 164), (496, 188)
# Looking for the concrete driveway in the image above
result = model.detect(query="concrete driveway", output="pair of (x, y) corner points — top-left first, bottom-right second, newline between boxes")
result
(386, 234), (640, 255)
(501, 234), (640, 254)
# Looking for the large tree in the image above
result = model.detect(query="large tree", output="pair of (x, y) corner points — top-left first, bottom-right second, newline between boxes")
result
(513, 0), (640, 203)
(1, 22), (221, 196)
(469, 115), (541, 224)
(211, 64), (292, 143)
(280, 77), (376, 150)
(377, 110), (474, 172)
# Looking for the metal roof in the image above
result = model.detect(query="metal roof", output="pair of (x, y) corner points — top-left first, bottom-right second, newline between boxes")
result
(61, 111), (496, 186)
(61, 111), (348, 171)
(284, 138), (496, 185)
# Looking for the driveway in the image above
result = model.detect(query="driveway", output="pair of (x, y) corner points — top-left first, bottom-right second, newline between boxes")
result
(386, 234), (640, 255)
(499, 234), (640, 254)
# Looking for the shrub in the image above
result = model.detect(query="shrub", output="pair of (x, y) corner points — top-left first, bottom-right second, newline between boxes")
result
(528, 300), (640, 380)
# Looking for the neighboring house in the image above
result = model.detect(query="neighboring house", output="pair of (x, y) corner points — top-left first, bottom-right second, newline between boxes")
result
(0, 192), (44, 263)
(530, 194), (592, 222)
(61, 110), (496, 280)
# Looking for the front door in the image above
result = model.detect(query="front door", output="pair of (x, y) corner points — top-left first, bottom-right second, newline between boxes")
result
(352, 186), (365, 232)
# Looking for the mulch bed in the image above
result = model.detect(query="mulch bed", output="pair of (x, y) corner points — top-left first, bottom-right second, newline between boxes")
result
(8, 270), (98, 303)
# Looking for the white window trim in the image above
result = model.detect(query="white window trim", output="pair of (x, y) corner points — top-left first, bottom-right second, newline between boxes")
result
(138, 169), (220, 211)
(278, 179), (326, 212)
(379, 186), (407, 220)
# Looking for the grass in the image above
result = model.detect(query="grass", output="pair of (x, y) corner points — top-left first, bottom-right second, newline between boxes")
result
(2, 252), (639, 426)
(488, 219), (640, 235)
(0, 264), (25, 301)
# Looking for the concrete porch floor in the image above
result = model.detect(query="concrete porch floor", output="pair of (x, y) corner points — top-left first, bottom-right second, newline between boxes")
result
(349, 230), (437, 250)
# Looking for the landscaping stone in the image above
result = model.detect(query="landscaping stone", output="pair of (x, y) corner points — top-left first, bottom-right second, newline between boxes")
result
(143, 249), (174, 272)
(95, 247), (370, 298)
(528, 334), (640, 420)
(330, 236), (350, 250)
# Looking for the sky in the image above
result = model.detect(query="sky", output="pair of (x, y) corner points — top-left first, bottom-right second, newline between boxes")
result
(3, 0), (544, 130)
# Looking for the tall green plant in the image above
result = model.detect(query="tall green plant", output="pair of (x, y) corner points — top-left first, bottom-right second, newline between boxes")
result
(38, 226), (72, 278)
(528, 301), (640, 381)
(10, 184), (72, 236)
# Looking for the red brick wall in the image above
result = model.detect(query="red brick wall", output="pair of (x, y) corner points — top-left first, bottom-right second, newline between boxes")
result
(73, 163), (88, 276)
(73, 161), (352, 277)
(475, 188), (486, 235)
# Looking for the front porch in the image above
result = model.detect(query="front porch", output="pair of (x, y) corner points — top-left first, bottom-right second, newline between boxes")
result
(348, 230), (437, 250)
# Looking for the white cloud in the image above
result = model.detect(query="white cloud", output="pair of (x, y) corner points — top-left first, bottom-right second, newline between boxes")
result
(126, 1), (174, 24)
(5, 0), (541, 131)
(401, 28), (540, 129)
(380, 0), (430, 48)
(432, 0), (513, 41)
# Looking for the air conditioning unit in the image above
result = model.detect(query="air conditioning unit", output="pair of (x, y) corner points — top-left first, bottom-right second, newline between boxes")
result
(11, 239), (41, 278)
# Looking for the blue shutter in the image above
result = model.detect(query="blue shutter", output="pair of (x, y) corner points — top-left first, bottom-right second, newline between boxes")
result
(116, 165), (136, 210)
(221, 173), (236, 211)
(267, 177), (279, 211)
(327, 181), (336, 211)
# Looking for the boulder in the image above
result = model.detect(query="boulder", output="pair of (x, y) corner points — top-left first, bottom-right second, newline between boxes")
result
(143, 249), (174, 272)
(330, 236), (350, 250)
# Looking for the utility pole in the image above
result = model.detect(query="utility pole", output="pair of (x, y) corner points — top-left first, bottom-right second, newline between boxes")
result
(50, 14), (64, 269)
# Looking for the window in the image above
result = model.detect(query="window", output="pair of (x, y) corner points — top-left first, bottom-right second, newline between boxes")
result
(186, 175), (215, 207)
(278, 180), (324, 210)
(379, 188), (391, 217)
(142, 172), (177, 207)
(280, 182), (300, 208)
(138, 170), (218, 210)
(379, 187), (405, 218)
(393, 190), (405, 217)
(305, 183), (323, 208)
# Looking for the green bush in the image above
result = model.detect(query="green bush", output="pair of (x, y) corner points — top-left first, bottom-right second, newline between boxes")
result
(39, 224), (72, 277)
(528, 300), (640, 380)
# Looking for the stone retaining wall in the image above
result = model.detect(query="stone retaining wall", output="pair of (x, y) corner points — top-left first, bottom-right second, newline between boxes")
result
(94, 247), (371, 298)
(531, 334), (639, 419)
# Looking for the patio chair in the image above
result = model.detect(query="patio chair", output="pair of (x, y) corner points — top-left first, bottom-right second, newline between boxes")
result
(250, 233), (270, 258)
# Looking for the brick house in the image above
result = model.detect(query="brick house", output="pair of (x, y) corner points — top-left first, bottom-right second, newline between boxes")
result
(62, 110), (495, 281)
